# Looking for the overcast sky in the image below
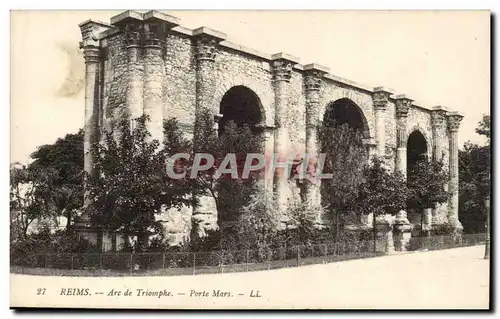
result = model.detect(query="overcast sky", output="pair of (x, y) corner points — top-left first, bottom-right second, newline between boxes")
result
(10, 10), (490, 164)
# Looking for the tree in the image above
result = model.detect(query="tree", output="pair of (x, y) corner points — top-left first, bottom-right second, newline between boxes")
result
(29, 130), (84, 229)
(355, 157), (409, 250)
(10, 164), (58, 239)
(459, 140), (490, 232)
(87, 116), (193, 251)
(407, 158), (449, 234)
(475, 114), (490, 142)
(191, 110), (263, 229)
(318, 122), (367, 237)
(357, 157), (409, 217)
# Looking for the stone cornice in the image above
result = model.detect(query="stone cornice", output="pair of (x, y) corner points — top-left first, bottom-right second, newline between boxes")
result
(84, 10), (458, 114)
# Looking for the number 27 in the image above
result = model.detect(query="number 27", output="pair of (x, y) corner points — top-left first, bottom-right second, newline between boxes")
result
(37, 288), (46, 295)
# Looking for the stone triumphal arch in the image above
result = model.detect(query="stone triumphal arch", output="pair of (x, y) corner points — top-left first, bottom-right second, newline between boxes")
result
(76, 10), (464, 250)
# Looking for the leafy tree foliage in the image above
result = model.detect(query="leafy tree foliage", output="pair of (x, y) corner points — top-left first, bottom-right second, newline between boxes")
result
(87, 116), (193, 251)
(459, 115), (490, 233)
(29, 130), (84, 228)
(407, 159), (449, 212)
(318, 122), (368, 235)
(10, 164), (58, 239)
(357, 157), (410, 218)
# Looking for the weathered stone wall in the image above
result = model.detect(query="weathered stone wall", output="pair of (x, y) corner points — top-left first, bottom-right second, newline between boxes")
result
(163, 32), (197, 137)
(213, 48), (275, 127)
(101, 33), (128, 139)
(406, 106), (434, 159)
(287, 71), (306, 154)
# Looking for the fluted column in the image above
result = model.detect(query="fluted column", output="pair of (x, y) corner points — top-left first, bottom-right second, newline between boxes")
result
(303, 64), (328, 227)
(192, 28), (226, 238)
(143, 22), (165, 144)
(446, 112), (464, 231)
(431, 106), (449, 225)
(81, 45), (100, 215)
(373, 87), (391, 158)
(271, 53), (298, 214)
(124, 23), (144, 126)
(394, 95), (412, 177)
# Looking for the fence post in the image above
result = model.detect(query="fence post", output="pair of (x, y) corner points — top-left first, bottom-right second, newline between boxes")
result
(323, 244), (328, 263)
(296, 246), (300, 267)
(129, 254), (133, 273)
(100, 253), (103, 270)
(221, 252), (224, 274)
(70, 254), (74, 270)
(192, 253), (196, 276)
(44, 254), (48, 269)
(162, 253), (166, 269)
(246, 250), (249, 272)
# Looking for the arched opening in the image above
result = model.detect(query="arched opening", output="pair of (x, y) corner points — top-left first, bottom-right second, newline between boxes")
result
(322, 98), (369, 138)
(407, 130), (428, 170)
(217, 86), (266, 235)
(219, 85), (264, 135)
(406, 130), (429, 235)
(320, 98), (370, 235)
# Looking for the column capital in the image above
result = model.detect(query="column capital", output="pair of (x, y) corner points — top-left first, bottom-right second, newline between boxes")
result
(193, 27), (227, 62)
(82, 45), (101, 64)
(303, 63), (329, 92)
(373, 86), (393, 110)
(431, 106), (448, 130)
(446, 111), (464, 133)
(271, 53), (300, 82)
(394, 94), (413, 118)
(143, 11), (180, 48)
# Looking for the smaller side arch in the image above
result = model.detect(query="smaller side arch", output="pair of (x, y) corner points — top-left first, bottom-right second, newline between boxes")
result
(321, 87), (375, 139)
(406, 125), (433, 160)
(212, 76), (274, 127)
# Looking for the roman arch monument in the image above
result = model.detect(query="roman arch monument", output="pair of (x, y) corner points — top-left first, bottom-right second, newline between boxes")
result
(76, 10), (464, 249)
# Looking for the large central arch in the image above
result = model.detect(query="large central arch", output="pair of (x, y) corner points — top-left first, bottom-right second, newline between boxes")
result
(216, 85), (266, 231)
(320, 98), (370, 233)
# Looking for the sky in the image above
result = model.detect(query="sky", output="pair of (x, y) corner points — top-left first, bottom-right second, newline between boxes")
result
(10, 10), (490, 164)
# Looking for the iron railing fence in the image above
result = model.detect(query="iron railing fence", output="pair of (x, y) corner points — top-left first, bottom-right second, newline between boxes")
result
(10, 233), (486, 276)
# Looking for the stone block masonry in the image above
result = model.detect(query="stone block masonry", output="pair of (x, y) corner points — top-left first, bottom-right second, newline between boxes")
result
(78, 10), (464, 249)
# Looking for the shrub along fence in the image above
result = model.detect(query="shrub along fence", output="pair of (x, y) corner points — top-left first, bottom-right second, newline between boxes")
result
(10, 233), (486, 276)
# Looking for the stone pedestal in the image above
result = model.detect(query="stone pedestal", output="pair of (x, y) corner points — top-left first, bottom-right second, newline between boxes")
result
(393, 211), (414, 251)
(374, 214), (395, 254)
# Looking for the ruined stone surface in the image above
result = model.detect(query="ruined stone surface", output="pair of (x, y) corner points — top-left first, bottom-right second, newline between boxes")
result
(80, 10), (463, 246)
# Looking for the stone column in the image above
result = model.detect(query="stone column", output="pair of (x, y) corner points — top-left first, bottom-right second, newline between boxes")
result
(393, 94), (413, 250)
(76, 20), (111, 245)
(394, 94), (412, 177)
(142, 22), (165, 144)
(431, 106), (449, 226)
(303, 63), (329, 227)
(372, 87), (392, 158)
(192, 27), (226, 238)
(446, 112), (464, 231)
(271, 53), (299, 214)
(124, 22), (144, 126)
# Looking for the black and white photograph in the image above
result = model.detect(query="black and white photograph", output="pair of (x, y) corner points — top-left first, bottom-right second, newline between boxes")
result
(9, 9), (491, 309)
